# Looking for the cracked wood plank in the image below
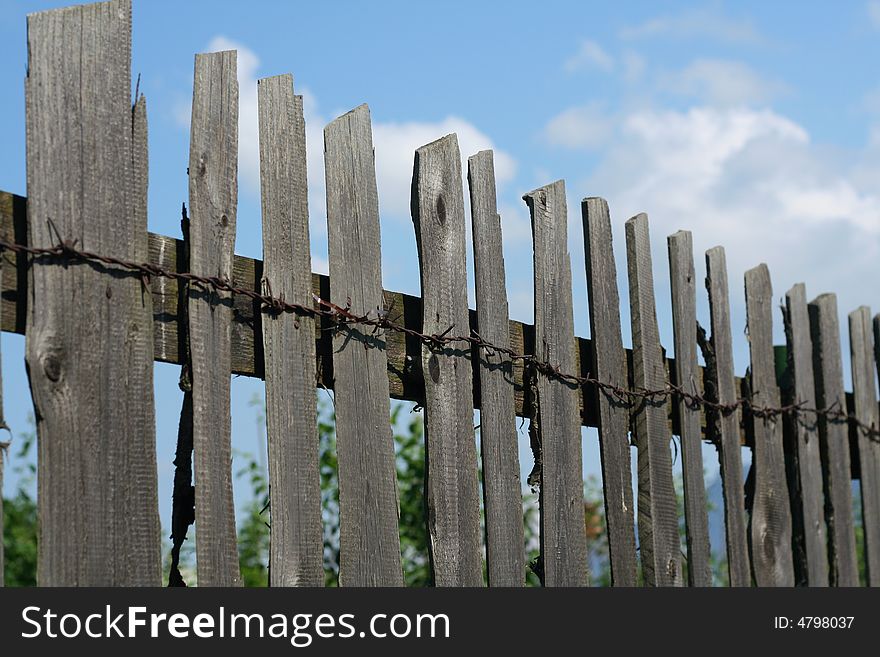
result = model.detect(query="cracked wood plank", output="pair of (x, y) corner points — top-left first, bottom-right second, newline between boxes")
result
(744, 264), (793, 587)
(258, 74), (323, 586)
(324, 103), (402, 586)
(24, 0), (160, 586)
(468, 150), (524, 586)
(582, 197), (638, 587)
(525, 180), (589, 587)
(187, 49), (241, 586)
(412, 134), (482, 586)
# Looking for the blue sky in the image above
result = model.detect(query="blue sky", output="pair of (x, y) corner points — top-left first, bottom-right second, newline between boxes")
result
(2, 1), (880, 552)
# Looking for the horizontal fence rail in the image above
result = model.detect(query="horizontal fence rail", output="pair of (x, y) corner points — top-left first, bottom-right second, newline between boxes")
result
(3, 0), (880, 590)
(3, 190), (845, 444)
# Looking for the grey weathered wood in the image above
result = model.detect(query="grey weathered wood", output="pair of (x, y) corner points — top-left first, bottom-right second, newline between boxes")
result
(468, 150), (525, 586)
(524, 181), (589, 587)
(582, 197), (638, 587)
(188, 49), (241, 586)
(411, 134), (482, 586)
(849, 307), (880, 585)
(744, 264), (794, 586)
(705, 247), (751, 587)
(809, 294), (858, 586)
(24, 0), (160, 586)
(0, 254), (4, 585)
(783, 284), (828, 586)
(625, 214), (682, 587)
(667, 230), (711, 587)
(324, 103), (403, 586)
(258, 75), (324, 587)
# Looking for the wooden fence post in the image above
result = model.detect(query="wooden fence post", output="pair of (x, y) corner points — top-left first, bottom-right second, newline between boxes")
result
(809, 294), (859, 586)
(783, 284), (828, 586)
(24, 0), (160, 585)
(849, 307), (880, 585)
(667, 230), (712, 587)
(188, 49), (241, 586)
(412, 134), (483, 586)
(324, 103), (403, 586)
(582, 197), (638, 587)
(625, 214), (681, 586)
(744, 264), (794, 586)
(704, 246), (751, 586)
(257, 74), (324, 586)
(525, 181), (589, 587)
(468, 150), (525, 586)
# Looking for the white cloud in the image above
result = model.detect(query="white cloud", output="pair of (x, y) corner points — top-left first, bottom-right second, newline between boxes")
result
(659, 59), (787, 106)
(582, 105), (880, 342)
(620, 7), (760, 44)
(543, 103), (615, 150)
(371, 118), (517, 219)
(564, 40), (614, 73)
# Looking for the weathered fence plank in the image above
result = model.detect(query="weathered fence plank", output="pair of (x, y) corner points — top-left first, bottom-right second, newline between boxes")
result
(704, 247), (751, 587)
(411, 134), (482, 586)
(625, 214), (682, 587)
(258, 75), (324, 586)
(468, 150), (525, 586)
(667, 230), (711, 587)
(525, 181), (589, 587)
(24, 0), (160, 586)
(582, 198), (638, 587)
(0, 252), (4, 586)
(744, 264), (794, 586)
(324, 103), (403, 586)
(783, 284), (828, 586)
(187, 49), (241, 586)
(809, 294), (859, 586)
(850, 307), (880, 585)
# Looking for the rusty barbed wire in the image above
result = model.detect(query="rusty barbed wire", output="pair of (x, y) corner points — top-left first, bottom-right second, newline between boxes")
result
(1, 233), (878, 440)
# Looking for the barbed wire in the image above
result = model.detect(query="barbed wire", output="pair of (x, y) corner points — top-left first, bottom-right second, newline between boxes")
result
(1, 232), (878, 441)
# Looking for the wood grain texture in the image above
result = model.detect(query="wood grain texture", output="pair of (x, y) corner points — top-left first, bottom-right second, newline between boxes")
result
(744, 264), (794, 587)
(324, 103), (403, 586)
(468, 150), (525, 586)
(187, 49), (241, 586)
(625, 214), (682, 587)
(411, 134), (482, 586)
(809, 294), (858, 586)
(849, 307), (880, 585)
(705, 247), (751, 587)
(667, 230), (711, 587)
(24, 0), (160, 586)
(783, 284), (828, 586)
(582, 197), (638, 587)
(258, 75), (324, 586)
(524, 181), (589, 587)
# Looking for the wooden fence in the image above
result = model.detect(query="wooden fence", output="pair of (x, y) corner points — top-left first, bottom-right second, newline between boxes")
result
(1, 0), (879, 587)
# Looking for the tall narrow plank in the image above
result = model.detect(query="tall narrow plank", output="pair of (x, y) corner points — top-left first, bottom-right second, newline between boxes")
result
(468, 150), (525, 586)
(849, 307), (880, 585)
(783, 284), (828, 586)
(411, 134), (482, 586)
(258, 75), (323, 586)
(524, 181), (589, 587)
(625, 214), (682, 586)
(744, 264), (794, 586)
(667, 230), (711, 586)
(25, 0), (160, 585)
(324, 104), (402, 586)
(705, 247), (751, 586)
(809, 294), (858, 586)
(582, 197), (638, 587)
(188, 49), (241, 586)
